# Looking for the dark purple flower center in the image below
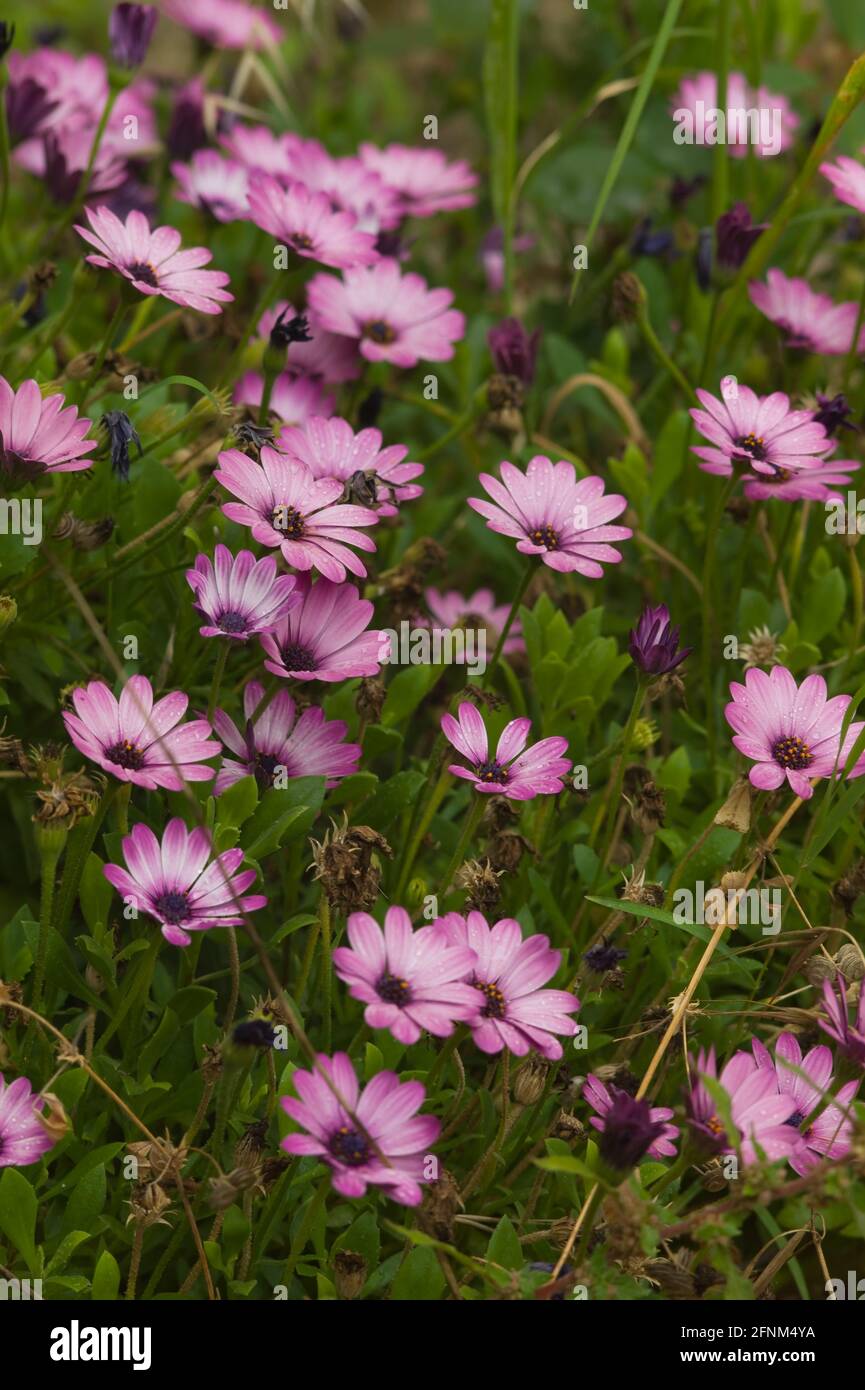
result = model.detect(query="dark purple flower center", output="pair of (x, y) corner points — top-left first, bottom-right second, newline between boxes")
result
(784, 1110), (806, 1129)
(473, 979), (506, 1019)
(217, 610), (249, 634)
(279, 642), (317, 672)
(475, 759), (508, 784)
(772, 735), (813, 770)
(271, 504), (305, 538)
(288, 233), (315, 252)
(126, 260), (159, 287)
(329, 1125), (372, 1167)
(528, 523), (559, 550)
(253, 751), (284, 789)
(154, 890), (189, 924)
(733, 432), (767, 462)
(376, 972), (412, 1006)
(363, 319), (396, 344)
(0, 443), (45, 488)
(104, 739), (146, 771)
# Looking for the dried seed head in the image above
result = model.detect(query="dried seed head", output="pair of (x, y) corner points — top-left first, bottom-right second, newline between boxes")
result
(512, 1054), (549, 1106)
(208, 1166), (262, 1211)
(234, 1119), (269, 1168)
(34, 1091), (69, 1145)
(552, 1110), (586, 1143)
(53, 513), (116, 551)
(487, 829), (534, 875)
(454, 857), (503, 915)
(805, 954), (837, 987)
(309, 814), (393, 914)
(832, 858), (865, 916)
(126, 1137), (185, 1184)
(419, 1167), (462, 1242)
(127, 1182), (173, 1228)
(611, 271), (645, 323)
(645, 1258), (697, 1300)
(332, 1250), (368, 1300)
(714, 776), (752, 834)
(739, 625), (786, 670)
(356, 676), (386, 725)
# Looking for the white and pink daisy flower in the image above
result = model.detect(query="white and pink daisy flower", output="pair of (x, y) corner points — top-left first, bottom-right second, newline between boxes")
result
(259, 573), (384, 683)
(63, 674), (220, 790)
(306, 259), (465, 367)
(279, 138), (403, 233)
(185, 543), (299, 641)
(468, 455), (632, 576)
(281, 1051), (440, 1205)
(212, 679), (360, 795)
(690, 384), (833, 478)
(423, 587), (524, 655)
(277, 415), (423, 516)
(220, 123), (296, 179)
(103, 817), (266, 948)
(163, 0), (281, 49)
(442, 703), (570, 800)
(686, 1047), (800, 1165)
(432, 911), (580, 1060)
(75, 206), (233, 314)
(257, 301), (361, 383)
(333, 906), (481, 1045)
(670, 71), (798, 158)
(820, 977), (865, 1069)
(215, 445), (377, 583)
(748, 269), (865, 355)
(752, 1033), (858, 1175)
(358, 141), (478, 216)
(820, 154), (865, 216)
(583, 1075), (679, 1159)
(725, 666), (865, 799)
(233, 371), (334, 428)
(0, 376), (97, 488)
(0, 1073), (57, 1168)
(171, 150), (250, 222)
(247, 176), (379, 269)
(743, 456), (859, 502)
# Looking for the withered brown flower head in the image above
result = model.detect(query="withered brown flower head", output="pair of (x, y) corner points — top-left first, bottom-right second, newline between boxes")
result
(623, 766), (666, 833)
(127, 1182), (173, 1229)
(309, 814), (393, 914)
(377, 537), (447, 621)
(53, 513), (116, 551)
(418, 1167), (462, 1242)
(454, 857), (503, 915)
(356, 676), (386, 725)
(332, 1250), (368, 1300)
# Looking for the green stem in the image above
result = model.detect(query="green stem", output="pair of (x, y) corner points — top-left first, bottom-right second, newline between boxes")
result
(395, 767), (450, 900)
(32, 835), (65, 1013)
(441, 795), (486, 895)
(594, 683), (646, 873)
(318, 897), (332, 1053)
(487, 560), (532, 683)
(207, 642), (230, 724)
(843, 275), (865, 392)
(76, 299), (129, 406)
(282, 1175), (329, 1287)
(637, 299), (696, 400)
(701, 477), (735, 776)
(710, 0), (731, 225)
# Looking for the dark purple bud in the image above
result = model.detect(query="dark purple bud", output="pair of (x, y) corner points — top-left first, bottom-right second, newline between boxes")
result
(100, 411), (142, 482)
(715, 202), (767, 271)
(5, 77), (58, 145)
(109, 4), (157, 69)
(42, 133), (81, 203)
(166, 79), (208, 162)
(629, 603), (692, 676)
(695, 226), (713, 292)
(269, 309), (312, 350)
(669, 173), (707, 208)
(357, 386), (383, 430)
(814, 392), (857, 438)
(488, 317), (542, 386)
(232, 1019), (277, 1048)
(631, 217), (675, 259)
(584, 940), (627, 972)
(597, 1089), (667, 1173)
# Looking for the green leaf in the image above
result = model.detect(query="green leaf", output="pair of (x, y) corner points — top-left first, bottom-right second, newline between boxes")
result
(79, 853), (113, 933)
(169, 985), (218, 1024)
(390, 1245), (446, 1300)
(360, 770), (425, 833)
(800, 567), (845, 644)
(0, 1169), (39, 1273)
(243, 776), (326, 858)
(486, 1216), (522, 1271)
(649, 410), (689, 512)
(217, 775), (259, 830)
(91, 1249), (120, 1300)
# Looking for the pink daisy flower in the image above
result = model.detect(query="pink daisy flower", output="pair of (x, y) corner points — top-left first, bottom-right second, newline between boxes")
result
(423, 587), (524, 655)
(670, 71), (798, 158)
(468, 455), (631, 576)
(214, 445), (377, 583)
(358, 142), (478, 216)
(103, 817), (266, 948)
(185, 543), (299, 641)
(743, 456), (859, 502)
(686, 1047), (800, 1164)
(281, 1052), (440, 1205)
(0, 376), (97, 488)
(0, 1073), (56, 1168)
(748, 269), (865, 356)
(63, 674), (219, 790)
(212, 679), (360, 795)
(284, 143), (403, 233)
(306, 259), (465, 367)
(725, 666), (865, 799)
(432, 911), (580, 1060)
(171, 150), (249, 222)
(233, 371), (334, 428)
(583, 1075), (679, 1159)
(277, 415), (423, 516)
(690, 384), (833, 478)
(259, 573), (383, 683)
(247, 176), (379, 269)
(42, 127), (128, 202)
(442, 702), (570, 800)
(752, 1032), (859, 1175)
(163, 0), (281, 49)
(257, 301), (360, 383)
(220, 123), (295, 179)
(821, 154), (865, 216)
(333, 906), (480, 1045)
(819, 977), (865, 1069)
(75, 206), (233, 314)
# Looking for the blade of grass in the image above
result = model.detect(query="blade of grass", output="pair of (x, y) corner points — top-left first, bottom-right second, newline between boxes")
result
(483, 0), (520, 312)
